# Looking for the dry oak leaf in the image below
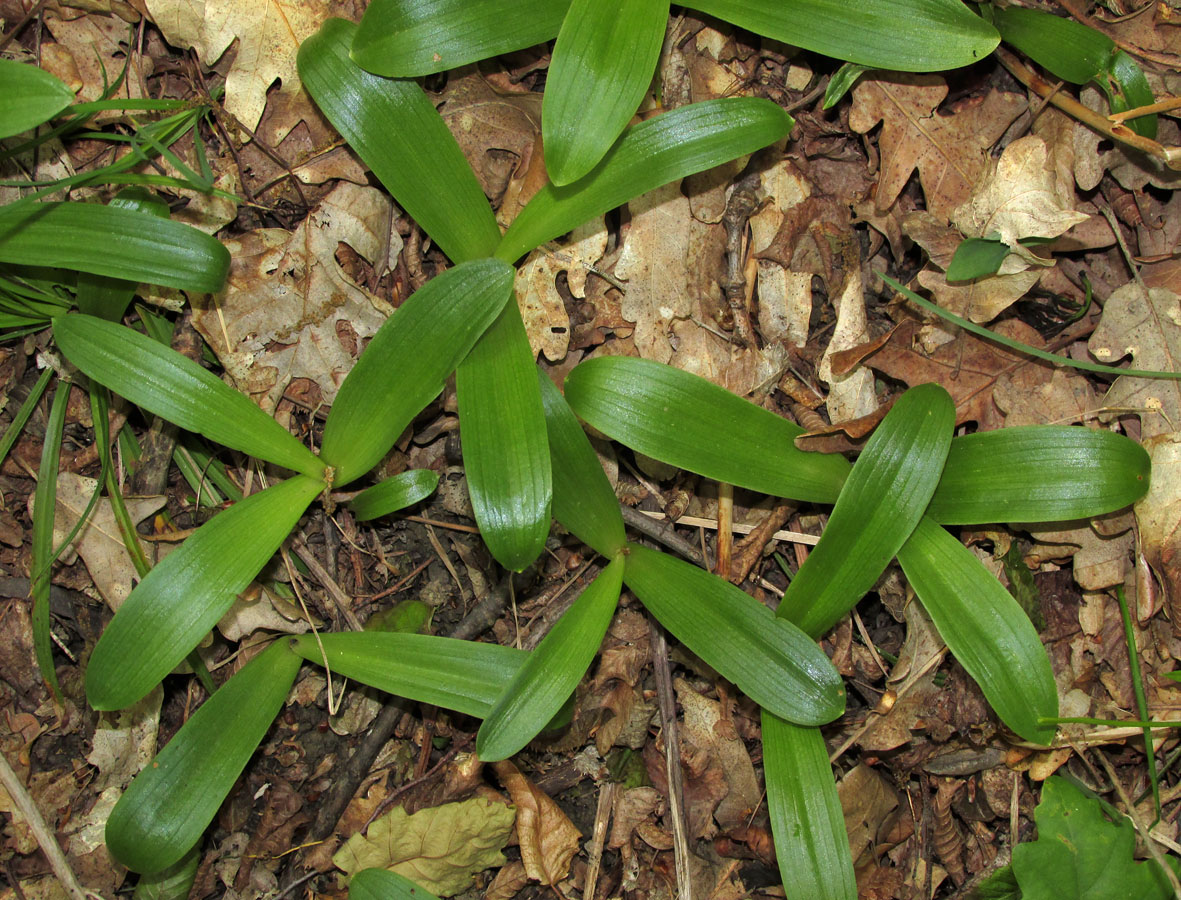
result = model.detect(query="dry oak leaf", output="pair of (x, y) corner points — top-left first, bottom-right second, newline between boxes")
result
(848, 74), (1026, 220)
(492, 760), (581, 886)
(332, 797), (515, 897)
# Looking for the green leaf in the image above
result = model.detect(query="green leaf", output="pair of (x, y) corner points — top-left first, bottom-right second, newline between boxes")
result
(106, 641), (301, 873)
(30, 379), (70, 696)
(945, 236), (1011, 282)
(0, 203), (229, 293)
(564, 356), (849, 504)
(86, 475), (323, 711)
(538, 370), (626, 558)
(131, 846), (200, 900)
(455, 301), (551, 571)
(779, 384), (954, 637)
(54, 314), (325, 480)
(823, 62), (870, 110)
(688, 0), (998, 72)
(623, 543), (844, 724)
(898, 516), (1057, 744)
(0, 58), (74, 139)
(348, 469), (439, 521)
(1108, 50), (1157, 140)
(350, 869), (440, 900)
(762, 714), (857, 900)
(544, 0), (668, 186)
(351, 0), (571, 77)
(1011, 777), (1176, 899)
(478, 557), (623, 761)
(289, 632), (526, 718)
(929, 427), (1150, 524)
(497, 98), (793, 263)
(320, 258), (514, 486)
(299, 18), (501, 263)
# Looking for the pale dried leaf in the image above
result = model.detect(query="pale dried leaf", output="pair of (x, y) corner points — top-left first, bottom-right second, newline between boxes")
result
(86, 686), (162, 791)
(492, 760), (580, 886)
(818, 266), (876, 424)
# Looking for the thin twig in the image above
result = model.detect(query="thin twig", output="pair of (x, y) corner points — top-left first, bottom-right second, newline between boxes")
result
(291, 538), (364, 632)
(649, 618), (692, 900)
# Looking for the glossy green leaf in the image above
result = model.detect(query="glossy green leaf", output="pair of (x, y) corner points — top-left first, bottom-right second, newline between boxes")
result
(0, 58), (74, 139)
(497, 98), (792, 263)
(929, 427), (1150, 524)
(131, 845), (200, 900)
(478, 557), (623, 760)
(898, 516), (1058, 744)
(348, 469), (439, 521)
(544, 0), (668, 185)
(623, 543), (844, 725)
(86, 475), (323, 711)
(0, 203), (229, 293)
(54, 315), (325, 480)
(564, 356), (849, 503)
(455, 301), (551, 571)
(1108, 50), (1157, 139)
(780, 384), (954, 637)
(762, 713), (857, 900)
(688, 0), (998, 72)
(299, 18), (501, 263)
(350, 868), (441, 900)
(106, 640), (302, 873)
(320, 258), (514, 486)
(289, 632), (525, 718)
(538, 370), (626, 558)
(945, 236), (1010, 282)
(823, 62), (870, 110)
(351, 0), (571, 77)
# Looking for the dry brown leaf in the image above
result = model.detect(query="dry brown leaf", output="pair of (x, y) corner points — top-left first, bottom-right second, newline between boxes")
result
(491, 760), (581, 886)
(608, 786), (662, 851)
(43, 12), (150, 107)
(837, 764), (899, 867)
(86, 686), (162, 791)
(818, 265), (877, 424)
(993, 368), (1097, 427)
(1027, 513), (1135, 592)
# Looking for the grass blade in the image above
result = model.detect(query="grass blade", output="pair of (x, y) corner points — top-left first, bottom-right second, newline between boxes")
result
(779, 384), (955, 637)
(544, 0), (669, 185)
(0, 58), (74, 139)
(30, 379), (69, 696)
(478, 557), (623, 760)
(320, 259), (514, 486)
(85, 475), (323, 710)
(898, 516), (1058, 744)
(350, 869), (440, 900)
(497, 97), (792, 263)
(348, 469), (439, 521)
(105, 640), (302, 873)
(54, 314), (325, 480)
(456, 301), (551, 571)
(299, 18), (501, 263)
(623, 543), (845, 725)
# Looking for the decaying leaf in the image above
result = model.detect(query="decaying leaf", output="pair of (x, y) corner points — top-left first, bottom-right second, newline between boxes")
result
(492, 760), (581, 886)
(675, 680), (760, 831)
(86, 686), (163, 792)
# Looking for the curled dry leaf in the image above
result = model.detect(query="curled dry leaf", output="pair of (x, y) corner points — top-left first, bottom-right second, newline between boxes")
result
(491, 760), (581, 886)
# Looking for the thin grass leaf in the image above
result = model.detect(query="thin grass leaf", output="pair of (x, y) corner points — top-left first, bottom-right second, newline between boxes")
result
(0, 203), (228, 293)
(320, 259), (514, 486)
(1115, 586), (1160, 815)
(105, 640), (302, 873)
(497, 98), (792, 263)
(352, 0), (571, 77)
(623, 543), (845, 724)
(779, 384), (954, 637)
(0, 58), (74, 139)
(288, 632), (526, 718)
(86, 475), (323, 711)
(456, 301), (551, 570)
(54, 315), (325, 480)
(478, 557), (623, 761)
(898, 516), (1058, 744)
(76, 188), (170, 322)
(930, 427), (1150, 524)
(563, 356), (849, 503)
(30, 380), (69, 696)
(350, 869), (440, 900)
(544, 0), (668, 186)
(538, 370), (626, 558)
(348, 469), (439, 521)
(0, 367), (51, 474)
(299, 18), (501, 263)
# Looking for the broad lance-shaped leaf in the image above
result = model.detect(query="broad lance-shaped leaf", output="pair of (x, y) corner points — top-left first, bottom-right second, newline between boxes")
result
(689, 0), (998, 72)
(780, 383), (954, 637)
(497, 98), (793, 263)
(54, 315), (325, 481)
(106, 640), (302, 873)
(352, 0), (571, 77)
(0, 58), (74, 139)
(478, 557), (623, 761)
(456, 300), (552, 571)
(86, 475), (323, 710)
(623, 543), (844, 725)
(898, 516), (1058, 744)
(350, 869), (441, 900)
(289, 632), (526, 718)
(538, 370), (626, 559)
(544, 0), (669, 186)
(299, 18), (501, 263)
(320, 258), (514, 486)
(0, 203), (229, 293)
(348, 469), (439, 521)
